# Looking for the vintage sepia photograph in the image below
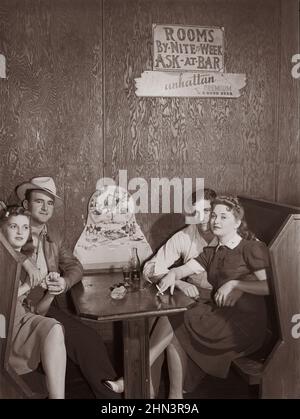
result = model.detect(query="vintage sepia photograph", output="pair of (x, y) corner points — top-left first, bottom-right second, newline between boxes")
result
(0, 0), (299, 402)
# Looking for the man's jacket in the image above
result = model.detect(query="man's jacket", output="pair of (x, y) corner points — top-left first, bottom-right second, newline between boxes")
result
(21, 224), (83, 306)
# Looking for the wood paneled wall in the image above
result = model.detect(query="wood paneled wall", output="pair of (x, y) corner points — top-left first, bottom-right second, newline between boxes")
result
(0, 0), (104, 247)
(0, 0), (299, 250)
(276, 0), (300, 204)
(104, 0), (298, 248)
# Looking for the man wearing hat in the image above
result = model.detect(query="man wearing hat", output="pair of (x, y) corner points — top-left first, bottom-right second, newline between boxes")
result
(16, 176), (82, 293)
(16, 176), (120, 399)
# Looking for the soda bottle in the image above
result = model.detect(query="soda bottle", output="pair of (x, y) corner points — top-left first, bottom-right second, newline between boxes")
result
(130, 247), (141, 291)
(129, 223), (133, 237)
(132, 220), (136, 235)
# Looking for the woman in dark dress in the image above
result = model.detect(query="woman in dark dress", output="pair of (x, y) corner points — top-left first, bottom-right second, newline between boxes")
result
(105, 196), (270, 398)
(153, 196), (270, 398)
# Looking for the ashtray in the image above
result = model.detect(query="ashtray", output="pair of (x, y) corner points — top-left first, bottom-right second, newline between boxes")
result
(110, 285), (127, 300)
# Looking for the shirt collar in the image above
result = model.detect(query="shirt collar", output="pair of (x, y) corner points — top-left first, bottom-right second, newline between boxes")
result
(31, 224), (48, 239)
(215, 234), (242, 251)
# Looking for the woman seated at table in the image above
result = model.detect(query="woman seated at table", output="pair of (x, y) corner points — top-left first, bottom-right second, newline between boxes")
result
(106, 196), (270, 398)
(0, 204), (66, 399)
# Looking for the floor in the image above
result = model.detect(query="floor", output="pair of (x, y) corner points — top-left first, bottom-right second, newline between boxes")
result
(64, 359), (258, 399)
(20, 354), (257, 399)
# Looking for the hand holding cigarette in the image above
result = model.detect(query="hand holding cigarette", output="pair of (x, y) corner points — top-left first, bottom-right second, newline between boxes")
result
(157, 271), (176, 295)
(146, 272), (176, 295)
(155, 284), (164, 296)
(144, 276), (164, 295)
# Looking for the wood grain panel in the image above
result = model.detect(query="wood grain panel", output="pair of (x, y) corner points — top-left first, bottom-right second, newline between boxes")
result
(104, 0), (281, 249)
(239, 0), (279, 201)
(277, 164), (300, 207)
(262, 215), (300, 398)
(1, 0), (298, 253)
(276, 0), (300, 205)
(0, 0), (103, 249)
(277, 0), (299, 164)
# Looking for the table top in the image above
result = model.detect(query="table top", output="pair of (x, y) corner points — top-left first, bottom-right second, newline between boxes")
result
(71, 272), (196, 322)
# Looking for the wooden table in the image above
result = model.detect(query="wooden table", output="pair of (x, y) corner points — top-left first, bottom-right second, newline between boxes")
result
(71, 272), (195, 399)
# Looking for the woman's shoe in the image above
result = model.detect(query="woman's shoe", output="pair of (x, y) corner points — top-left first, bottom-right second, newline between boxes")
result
(103, 377), (124, 393)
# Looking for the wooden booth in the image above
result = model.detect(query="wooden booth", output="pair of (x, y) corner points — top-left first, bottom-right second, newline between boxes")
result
(0, 0), (299, 399)
(1, 195), (300, 399)
(0, 232), (47, 399)
(232, 196), (300, 399)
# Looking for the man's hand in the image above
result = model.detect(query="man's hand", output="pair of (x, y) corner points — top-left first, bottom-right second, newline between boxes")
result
(22, 259), (43, 288)
(45, 272), (66, 295)
(214, 280), (243, 307)
(176, 279), (199, 298)
(18, 281), (31, 297)
(158, 270), (176, 295)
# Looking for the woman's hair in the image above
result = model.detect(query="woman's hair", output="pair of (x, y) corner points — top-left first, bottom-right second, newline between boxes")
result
(0, 202), (33, 254)
(211, 196), (257, 240)
(0, 202), (31, 227)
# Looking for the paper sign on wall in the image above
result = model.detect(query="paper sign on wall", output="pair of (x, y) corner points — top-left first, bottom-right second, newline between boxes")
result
(153, 24), (224, 72)
(135, 24), (246, 98)
(135, 71), (246, 98)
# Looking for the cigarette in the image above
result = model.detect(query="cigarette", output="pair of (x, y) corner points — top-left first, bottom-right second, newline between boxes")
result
(155, 284), (164, 296)
(145, 277), (164, 295)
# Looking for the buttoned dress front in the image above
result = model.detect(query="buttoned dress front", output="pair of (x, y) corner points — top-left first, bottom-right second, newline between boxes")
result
(171, 239), (269, 379)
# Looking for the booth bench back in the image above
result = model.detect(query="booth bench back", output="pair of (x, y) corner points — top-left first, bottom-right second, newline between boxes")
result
(238, 196), (300, 398)
(0, 232), (45, 399)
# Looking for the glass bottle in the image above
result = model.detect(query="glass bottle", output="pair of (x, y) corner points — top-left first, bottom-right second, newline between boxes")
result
(129, 223), (133, 237)
(132, 220), (136, 234)
(130, 247), (141, 290)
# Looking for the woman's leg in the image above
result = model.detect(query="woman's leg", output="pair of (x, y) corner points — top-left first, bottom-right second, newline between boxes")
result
(166, 335), (187, 399)
(149, 316), (174, 366)
(41, 324), (66, 399)
(149, 318), (165, 398)
(148, 316), (174, 398)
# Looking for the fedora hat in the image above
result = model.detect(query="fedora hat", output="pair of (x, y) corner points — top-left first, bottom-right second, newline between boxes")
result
(16, 177), (62, 203)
